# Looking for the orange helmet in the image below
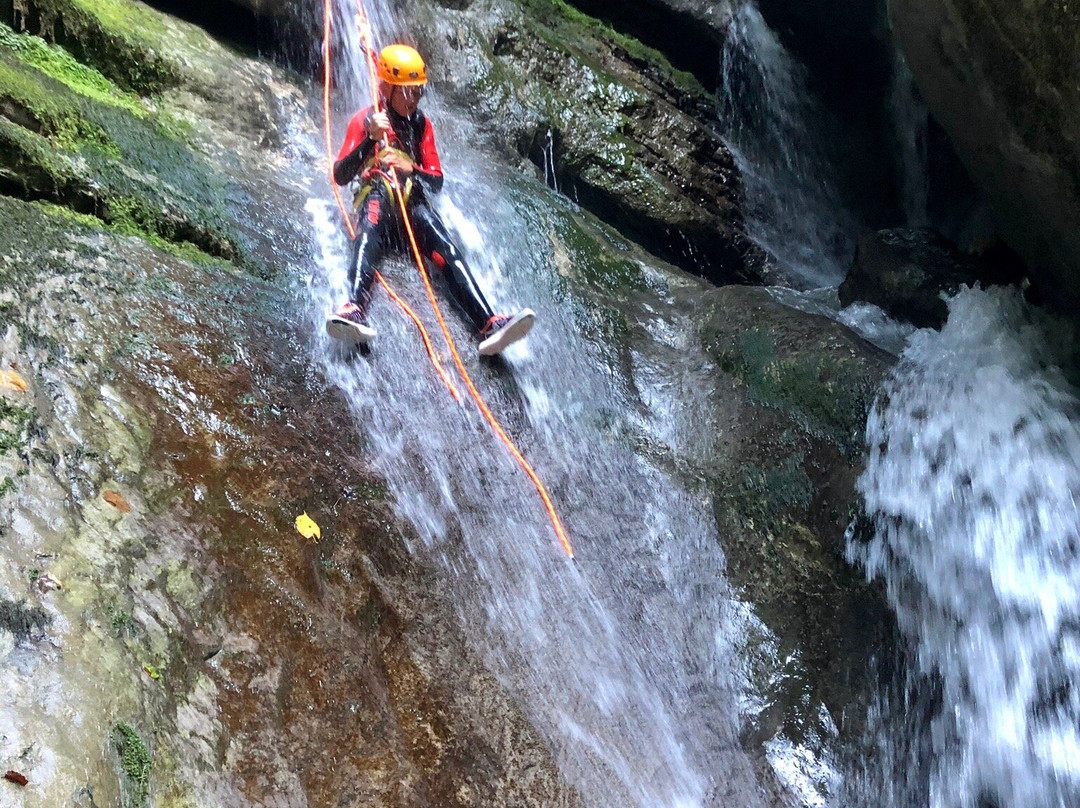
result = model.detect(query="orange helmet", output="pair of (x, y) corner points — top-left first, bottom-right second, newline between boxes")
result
(377, 44), (427, 86)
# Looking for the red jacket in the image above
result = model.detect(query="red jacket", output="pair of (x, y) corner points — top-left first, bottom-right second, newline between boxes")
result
(334, 104), (444, 194)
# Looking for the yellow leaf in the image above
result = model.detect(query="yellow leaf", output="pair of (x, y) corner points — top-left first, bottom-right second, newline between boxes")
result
(295, 512), (321, 542)
(143, 664), (161, 681)
(0, 369), (28, 393)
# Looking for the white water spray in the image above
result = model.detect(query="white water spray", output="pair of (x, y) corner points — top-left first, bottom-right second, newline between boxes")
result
(849, 286), (1080, 808)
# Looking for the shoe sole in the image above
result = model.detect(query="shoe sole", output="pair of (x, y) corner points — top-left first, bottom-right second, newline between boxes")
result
(327, 316), (377, 346)
(478, 309), (535, 356)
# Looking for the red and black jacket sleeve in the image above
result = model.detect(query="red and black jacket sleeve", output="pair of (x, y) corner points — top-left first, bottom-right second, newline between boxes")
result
(411, 113), (444, 195)
(333, 107), (377, 186)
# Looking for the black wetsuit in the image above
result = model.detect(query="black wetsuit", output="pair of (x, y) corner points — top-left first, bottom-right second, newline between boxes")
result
(334, 103), (495, 332)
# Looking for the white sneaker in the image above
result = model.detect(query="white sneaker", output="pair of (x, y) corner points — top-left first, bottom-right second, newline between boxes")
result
(478, 309), (535, 356)
(326, 302), (376, 345)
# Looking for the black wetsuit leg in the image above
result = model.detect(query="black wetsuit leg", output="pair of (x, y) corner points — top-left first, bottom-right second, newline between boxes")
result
(409, 201), (495, 333)
(348, 183), (393, 315)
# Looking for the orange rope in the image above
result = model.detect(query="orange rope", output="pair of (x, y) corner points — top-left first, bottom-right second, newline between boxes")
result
(322, 0), (460, 401)
(339, 0), (574, 558)
(393, 183), (574, 558)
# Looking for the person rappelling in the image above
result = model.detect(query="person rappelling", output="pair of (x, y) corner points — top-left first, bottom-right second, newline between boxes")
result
(327, 43), (535, 355)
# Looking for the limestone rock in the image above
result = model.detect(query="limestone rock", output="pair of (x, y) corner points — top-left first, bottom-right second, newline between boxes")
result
(890, 0), (1080, 315)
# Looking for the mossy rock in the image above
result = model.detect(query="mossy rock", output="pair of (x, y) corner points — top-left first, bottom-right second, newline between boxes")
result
(419, 0), (760, 284)
(701, 285), (892, 457)
(112, 722), (152, 808)
(0, 24), (255, 269)
(0, 395), (32, 454)
(693, 285), (897, 734)
(9, 0), (182, 94)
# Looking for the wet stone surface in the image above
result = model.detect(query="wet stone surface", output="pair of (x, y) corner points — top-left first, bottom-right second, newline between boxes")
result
(0, 198), (584, 807)
(0, 1), (903, 805)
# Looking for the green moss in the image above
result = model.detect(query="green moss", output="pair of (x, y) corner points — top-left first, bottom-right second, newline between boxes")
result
(67, 0), (170, 42)
(0, 53), (117, 153)
(0, 40), (253, 272)
(31, 195), (226, 270)
(554, 213), (648, 294)
(0, 398), (31, 453)
(0, 476), (14, 496)
(512, 0), (705, 96)
(0, 23), (146, 118)
(30, 199), (105, 229)
(722, 327), (873, 455)
(112, 722), (152, 808)
(731, 455), (814, 526)
(109, 605), (134, 636)
(22, 0), (181, 94)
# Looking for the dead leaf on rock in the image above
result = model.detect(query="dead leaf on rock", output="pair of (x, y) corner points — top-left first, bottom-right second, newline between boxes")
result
(103, 490), (131, 513)
(4, 770), (28, 786)
(0, 369), (28, 393)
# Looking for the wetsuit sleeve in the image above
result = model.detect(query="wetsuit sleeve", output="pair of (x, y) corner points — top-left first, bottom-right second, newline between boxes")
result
(412, 115), (444, 195)
(333, 108), (377, 186)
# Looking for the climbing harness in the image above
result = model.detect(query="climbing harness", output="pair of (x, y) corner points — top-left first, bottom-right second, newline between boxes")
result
(322, 0), (574, 558)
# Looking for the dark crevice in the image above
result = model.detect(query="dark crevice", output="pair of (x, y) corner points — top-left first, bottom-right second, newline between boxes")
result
(560, 0), (723, 93)
(519, 126), (760, 285)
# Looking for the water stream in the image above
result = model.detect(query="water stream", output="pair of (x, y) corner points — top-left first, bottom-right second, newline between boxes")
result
(717, 1), (859, 289)
(306, 3), (1080, 807)
(305, 2), (784, 805)
(846, 287), (1080, 808)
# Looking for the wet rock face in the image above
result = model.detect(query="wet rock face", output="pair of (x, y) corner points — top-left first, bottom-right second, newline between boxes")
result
(696, 286), (895, 732)
(0, 4), (584, 804)
(551, 198), (898, 753)
(890, 0), (1080, 316)
(839, 228), (1027, 329)
(0, 199), (582, 807)
(413, 0), (767, 286)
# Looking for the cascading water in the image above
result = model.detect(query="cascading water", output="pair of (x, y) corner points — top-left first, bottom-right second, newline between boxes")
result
(304, 1), (824, 805)
(717, 1), (859, 289)
(886, 49), (929, 230)
(542, 128), (559, 193)
(847, 286), (1080, 808)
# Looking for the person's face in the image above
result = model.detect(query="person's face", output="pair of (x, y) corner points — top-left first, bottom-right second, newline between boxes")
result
(391, 84), (424, 117)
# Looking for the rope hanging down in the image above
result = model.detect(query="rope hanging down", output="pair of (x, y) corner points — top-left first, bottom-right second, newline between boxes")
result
(324, 0), (574, 558)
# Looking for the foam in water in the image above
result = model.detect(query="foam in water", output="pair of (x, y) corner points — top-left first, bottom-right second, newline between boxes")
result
(849, 286), (1080, 808)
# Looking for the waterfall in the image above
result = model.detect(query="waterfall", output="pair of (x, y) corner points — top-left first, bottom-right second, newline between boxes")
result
(305, 1), (818, 805)
(848, 286), (1080, 808)
(717, 1), (858, 289)
(887, 49), (930, 229)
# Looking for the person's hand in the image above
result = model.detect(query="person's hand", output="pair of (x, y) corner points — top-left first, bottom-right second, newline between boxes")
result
(368, 111), (390, 141)
(379, 149), (414, 176)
